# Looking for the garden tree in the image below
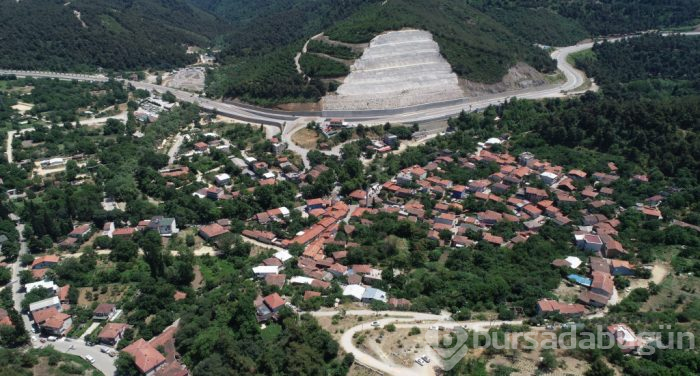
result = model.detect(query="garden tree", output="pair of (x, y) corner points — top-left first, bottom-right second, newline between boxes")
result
(93, 235), (112, 249)
(103, 118), (125, 136)
(166, 249), (195, 287)
(140, 230), (167, 278)
(51, 250), (96, 287)
(585, 358), (615, 376)
(64, 160), (79, 181)
(104, 174), (140, 203)
(110, 238), (138, 263)
(539, 349), (558, 371)
(162, 91), (177, 103)
(115, 352), (141, 376)
(307, 150), (326, 166)
(445, 358), (488, 376)
(27, 235), (52, 253)
(340, 143), (361, 160)
(0, 240), (19, 260)
(21, 287), (53, 311)
(0, 268), (10, 285)
(18, 270), (33, 285)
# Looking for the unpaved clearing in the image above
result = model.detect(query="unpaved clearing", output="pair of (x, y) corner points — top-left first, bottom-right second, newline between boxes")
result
(291, 128), (320, 149)
(11, 102), (33, 113)
(323, 29), (464, 111)
(167, 67), (205, 92)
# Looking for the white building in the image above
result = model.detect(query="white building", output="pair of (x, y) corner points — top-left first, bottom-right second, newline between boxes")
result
(29, 296), (61, 313)
(343, 284), (366, 301)
(25, 280), (58, 294)
(215, 173), (231, 186)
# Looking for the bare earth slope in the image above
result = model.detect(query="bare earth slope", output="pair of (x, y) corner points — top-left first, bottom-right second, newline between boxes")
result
(322, 29), (465, 111)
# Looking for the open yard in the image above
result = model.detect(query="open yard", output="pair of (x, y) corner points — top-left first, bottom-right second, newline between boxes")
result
(291, 128), (320, 149)
(77, 284), (127, 307)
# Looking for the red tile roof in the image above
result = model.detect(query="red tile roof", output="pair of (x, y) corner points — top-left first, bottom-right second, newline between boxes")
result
(199, 223), (228, 239)
(31, 255), (60, 269)
(99, 323), (131, 341)
(263, 293), (285, 311)
(123, 338), (167, 374)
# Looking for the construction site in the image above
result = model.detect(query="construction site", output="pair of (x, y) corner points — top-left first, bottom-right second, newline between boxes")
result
(322, 29), (465, 111)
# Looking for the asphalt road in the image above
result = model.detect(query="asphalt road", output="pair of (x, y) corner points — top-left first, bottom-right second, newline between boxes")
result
(8, 221), (115, 375)
(46, 338), (117, 376)
(2, 32), (699, 128)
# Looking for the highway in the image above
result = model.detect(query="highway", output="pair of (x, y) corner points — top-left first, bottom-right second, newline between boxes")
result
(2, 32), (699, 129)
(0, 38), (601, 129)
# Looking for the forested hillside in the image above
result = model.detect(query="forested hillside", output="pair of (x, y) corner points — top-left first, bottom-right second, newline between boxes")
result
(574, 34), (700, 89)
(1, 0), (698, 105)
(480, 1), (700, 37)
(0, 0), (225, 71)
(326, 0), (558, 83)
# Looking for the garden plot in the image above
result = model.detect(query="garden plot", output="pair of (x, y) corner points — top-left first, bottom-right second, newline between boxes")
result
(322, 29), (464, 111)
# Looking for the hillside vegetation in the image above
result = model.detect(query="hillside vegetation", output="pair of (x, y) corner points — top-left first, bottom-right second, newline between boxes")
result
(325, 0), (558, 83)
(1, 0), (698, 105)
(0, 0), (225, 71)
(574, 34), (700, 88)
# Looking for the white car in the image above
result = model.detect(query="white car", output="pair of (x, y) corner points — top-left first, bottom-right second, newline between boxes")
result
(415, 357), (425, 366)
(371, 321), (380, 327)
(83, 355), (95, 364)
(421, 355), (431, 363)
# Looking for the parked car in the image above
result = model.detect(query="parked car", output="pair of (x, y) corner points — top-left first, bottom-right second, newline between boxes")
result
(83, 355), (95, 364)
(371, 321), (380, 327)
(47, 336), (57, 342)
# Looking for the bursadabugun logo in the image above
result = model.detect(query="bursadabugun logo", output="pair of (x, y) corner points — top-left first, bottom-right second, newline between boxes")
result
(425, 325), (471, 371)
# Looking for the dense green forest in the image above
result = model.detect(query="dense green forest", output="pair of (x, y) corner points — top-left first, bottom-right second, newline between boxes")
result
(306, 40), (359, 60)
(0, 0), (224, 71)
(206, 48), (329, 106)
(479, 1), (700, 37)
(2, 1), (698, 105)
(325, 0), (557, 83)
(573, 34), (700, 90)
(299, 54), (350, 78)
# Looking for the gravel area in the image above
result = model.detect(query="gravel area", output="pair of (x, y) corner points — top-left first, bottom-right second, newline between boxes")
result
(323, 29), (464, 111)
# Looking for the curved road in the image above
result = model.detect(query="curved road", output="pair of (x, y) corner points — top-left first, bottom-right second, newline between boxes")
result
(0, 36), (614, 128)
(2, 32), (698, 129)
(309, 309), (522, 376)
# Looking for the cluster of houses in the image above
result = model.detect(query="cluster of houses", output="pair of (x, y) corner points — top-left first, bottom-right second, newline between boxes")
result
(232, 136), (670, 319)
(25, 279), (72, 337)
(58, 216), (180, 250)
(245, 196), (411, 321)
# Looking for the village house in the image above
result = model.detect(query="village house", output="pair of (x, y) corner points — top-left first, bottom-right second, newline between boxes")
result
(98, 323), (131, 346)
(68, 224), (92, 240)
(147, 216), (179, 236)
(93, 303), (117, 320)
(256, 293), (286, 322)
(31, 255), (60, 270)
(198, 223), (229, 241)
(122, 338), (167, 375)
(607, 323), (643, 353)
(536, 299), (586, 317)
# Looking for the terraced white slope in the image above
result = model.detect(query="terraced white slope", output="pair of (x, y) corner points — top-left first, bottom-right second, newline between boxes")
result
(322, 29), (464, 111)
